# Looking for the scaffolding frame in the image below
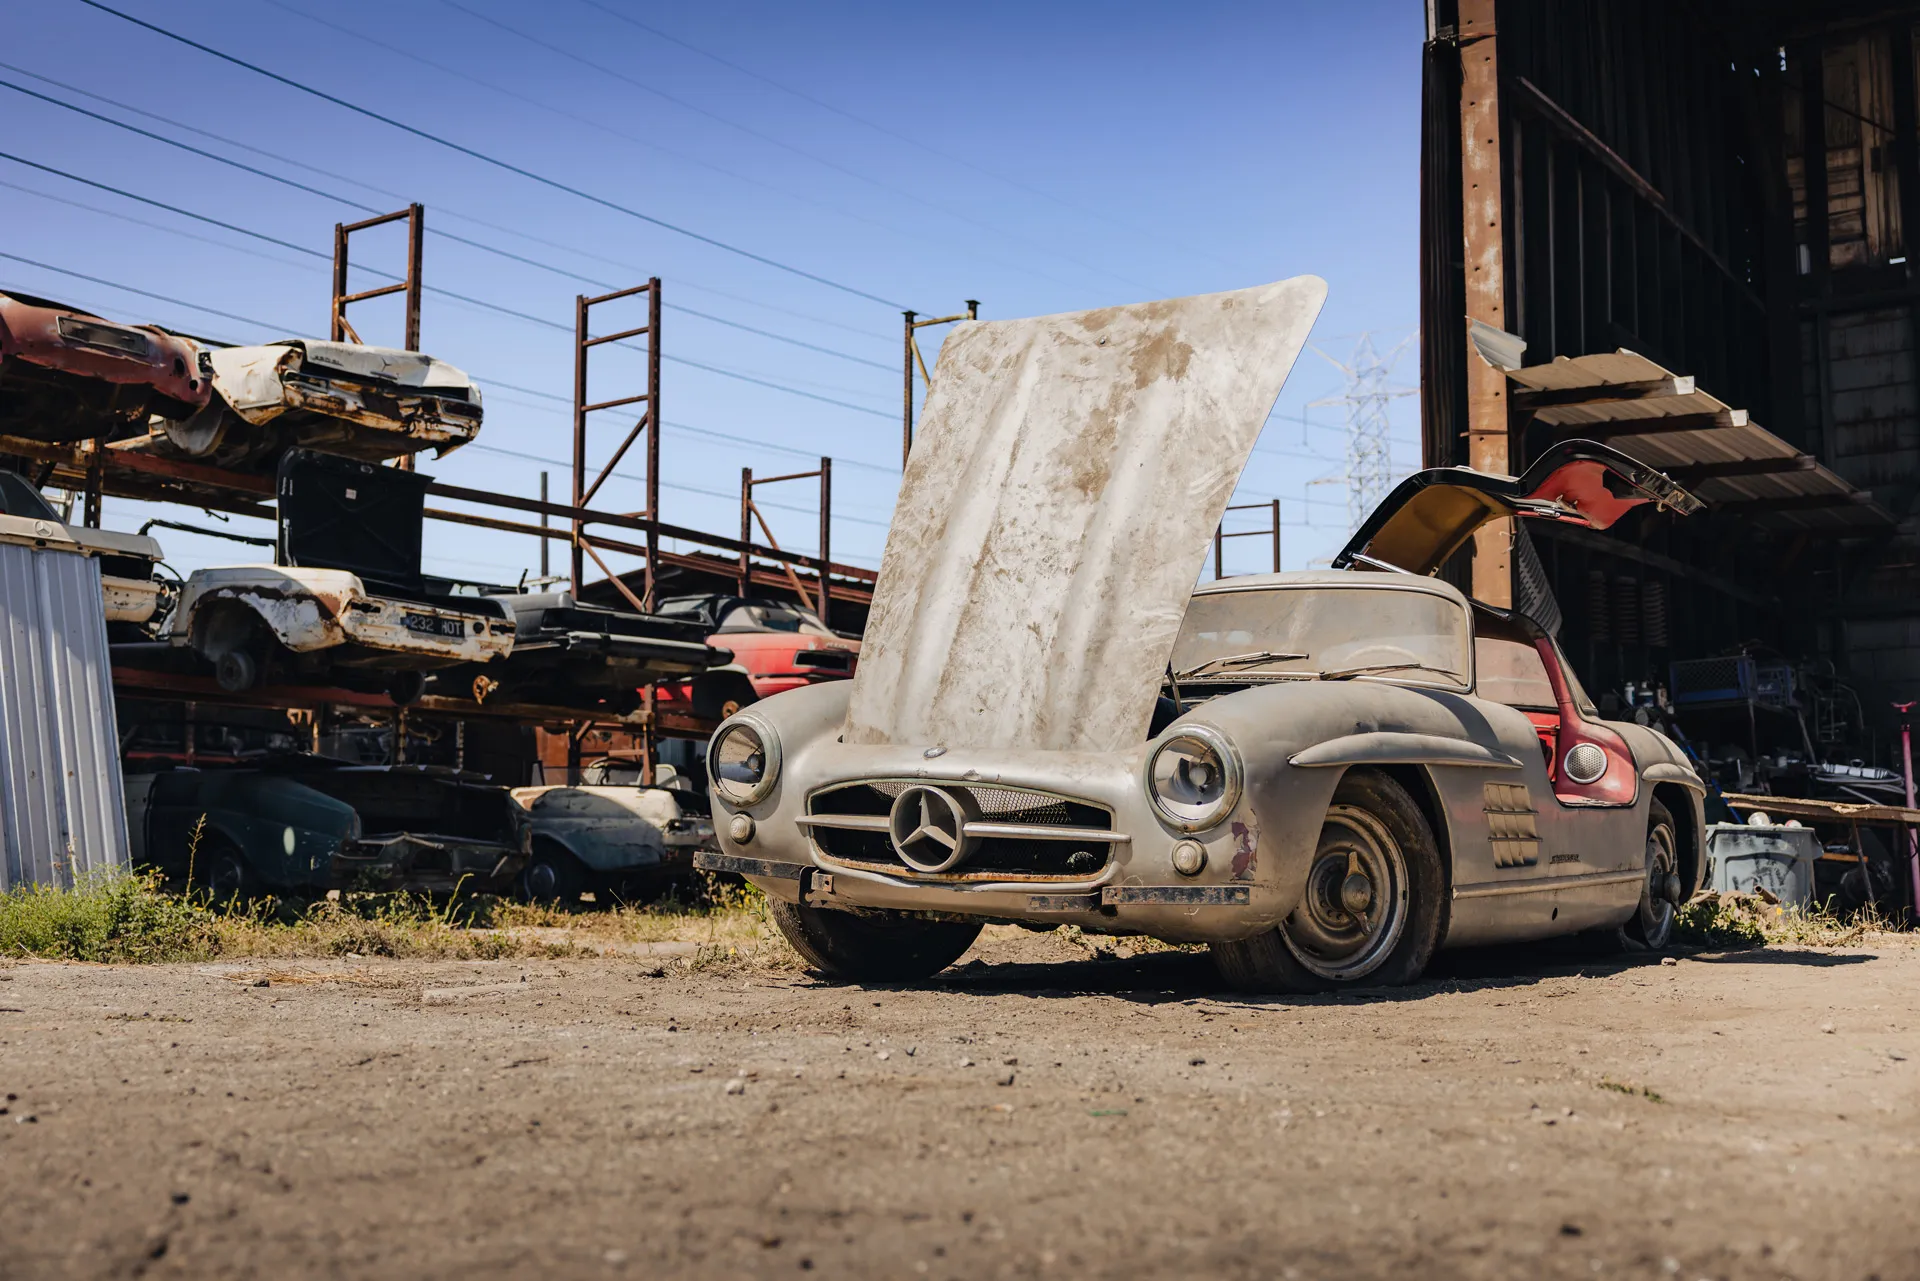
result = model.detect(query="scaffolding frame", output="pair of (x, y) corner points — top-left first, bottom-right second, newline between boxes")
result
(571, 279), (662, 609)
(331, 205), (424, 350)
(1214, 499), (1282, 578)
(738, 459), (834, 628)
(901, 300), (979, 467)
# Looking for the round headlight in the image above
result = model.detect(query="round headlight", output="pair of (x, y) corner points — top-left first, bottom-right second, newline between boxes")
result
(1146, 726), (1242, 832)
(710, 716), (780, 807)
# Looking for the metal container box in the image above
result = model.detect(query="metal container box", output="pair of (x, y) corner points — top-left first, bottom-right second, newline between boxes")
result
(1705, 823), (1819, 908)
(0, 514), (131, 890)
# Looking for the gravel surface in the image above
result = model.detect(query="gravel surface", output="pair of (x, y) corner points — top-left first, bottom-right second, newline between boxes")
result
(2, 929), (1916, 1280)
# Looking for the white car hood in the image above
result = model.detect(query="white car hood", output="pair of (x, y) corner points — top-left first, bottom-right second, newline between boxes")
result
(844, 276), (1326, 754)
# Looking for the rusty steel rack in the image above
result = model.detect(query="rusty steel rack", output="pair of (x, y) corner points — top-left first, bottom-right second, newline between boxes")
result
(901, 301), (979, 467)
(739, 459), (834, 628)
(1214, 499), (1282, 578)
(571, 279), (661, 605)
(9, 203), (885, 781)
(331, 205), (424, 350)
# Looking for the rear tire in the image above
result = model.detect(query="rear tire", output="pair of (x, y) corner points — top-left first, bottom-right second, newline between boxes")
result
(1211, 769), (1445, 994)
(1623, 799), (1681, 950)
(386, 670), (427, 707)
(767, 897), (981, 982)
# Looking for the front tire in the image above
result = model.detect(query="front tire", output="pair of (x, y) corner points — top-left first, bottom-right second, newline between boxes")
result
(1211, 769), (1445, 994)
(767, 898), (981, 982)
(519, 840), (590, 905)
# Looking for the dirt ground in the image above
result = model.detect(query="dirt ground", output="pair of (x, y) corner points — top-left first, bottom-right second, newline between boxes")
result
(3, 928), (1917, 1281)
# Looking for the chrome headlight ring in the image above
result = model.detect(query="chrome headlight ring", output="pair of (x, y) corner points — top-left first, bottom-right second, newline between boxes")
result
(1145, 723), (1244, 833)
(709, 713), (782, 808)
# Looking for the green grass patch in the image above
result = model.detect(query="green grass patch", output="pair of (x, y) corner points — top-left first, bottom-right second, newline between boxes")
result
(0, 870), (780, 965)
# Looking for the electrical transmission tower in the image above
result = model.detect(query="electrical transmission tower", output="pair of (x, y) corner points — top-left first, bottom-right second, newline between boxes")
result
(1308, 333), (1418, 533)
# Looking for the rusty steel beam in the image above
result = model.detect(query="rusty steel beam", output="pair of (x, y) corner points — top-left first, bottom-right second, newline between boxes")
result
(1458, 0), (1509, 606)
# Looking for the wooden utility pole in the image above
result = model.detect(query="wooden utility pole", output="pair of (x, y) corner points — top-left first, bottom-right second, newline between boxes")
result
(1458, 0), (1511, 606)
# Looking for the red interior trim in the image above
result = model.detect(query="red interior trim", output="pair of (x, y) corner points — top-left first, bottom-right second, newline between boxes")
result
(1526, 460), (1650, 532)
(1532, 639), (1637, 806)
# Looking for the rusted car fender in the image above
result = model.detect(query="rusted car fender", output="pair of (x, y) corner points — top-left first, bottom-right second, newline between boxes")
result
(171, 566), (358, 653)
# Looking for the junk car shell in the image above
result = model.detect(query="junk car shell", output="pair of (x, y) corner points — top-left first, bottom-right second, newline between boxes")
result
(126, 761), (531, 893)
(695, 278), (1704, 960)
(150, 340), (482, 468)
(0, 291), (209, 440)
(169, 564), (514, 664)
(654, 594), (860, 698)
(0, 475), (166, 623)
(511, 780), (716, 875)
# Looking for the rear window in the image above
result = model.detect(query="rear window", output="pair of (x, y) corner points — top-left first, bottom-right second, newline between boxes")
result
(1474, 636), (1557, 710)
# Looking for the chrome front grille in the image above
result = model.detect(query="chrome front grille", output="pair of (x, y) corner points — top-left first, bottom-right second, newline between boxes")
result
(802, 780), (1117, 882)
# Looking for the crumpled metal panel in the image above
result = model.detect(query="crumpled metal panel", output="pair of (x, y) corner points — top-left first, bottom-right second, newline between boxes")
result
(845, 277), (1326, 754)
(0, 539), (131, 890)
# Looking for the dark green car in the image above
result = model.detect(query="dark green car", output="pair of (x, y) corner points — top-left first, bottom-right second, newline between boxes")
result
(126, 757), (531, 898)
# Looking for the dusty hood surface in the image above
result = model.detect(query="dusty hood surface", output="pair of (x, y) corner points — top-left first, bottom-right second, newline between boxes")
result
(845, 277), (1326, 754)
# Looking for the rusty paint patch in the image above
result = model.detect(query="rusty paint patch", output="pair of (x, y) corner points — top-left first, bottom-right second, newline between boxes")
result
(1230, 820), (1258, 880)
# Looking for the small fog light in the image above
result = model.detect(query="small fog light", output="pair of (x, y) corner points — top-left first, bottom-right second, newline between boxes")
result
(1171, 839), (1207, 877)
(728, 813), (755, 845)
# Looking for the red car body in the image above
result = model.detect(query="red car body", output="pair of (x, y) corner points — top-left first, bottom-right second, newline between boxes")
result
(654, 595), (859, 699)
(0, 292), (209, 441)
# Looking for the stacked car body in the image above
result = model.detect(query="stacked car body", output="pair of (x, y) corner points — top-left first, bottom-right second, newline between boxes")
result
(1, 288), (749, 897)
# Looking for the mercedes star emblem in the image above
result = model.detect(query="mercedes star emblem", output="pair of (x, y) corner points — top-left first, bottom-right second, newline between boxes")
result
(888, 785), (972, 873)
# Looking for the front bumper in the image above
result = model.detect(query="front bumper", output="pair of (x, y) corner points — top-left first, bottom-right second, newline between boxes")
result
(332, 833), (527, 894)
(705, 741), (1309, 944)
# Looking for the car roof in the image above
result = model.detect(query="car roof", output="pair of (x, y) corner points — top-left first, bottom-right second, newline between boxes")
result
(1190, 568), (1471, 606)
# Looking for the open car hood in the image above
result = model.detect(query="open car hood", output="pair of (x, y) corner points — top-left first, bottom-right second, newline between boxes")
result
(844, 277), (1326, 753)
(1332, 440), (1703, 577)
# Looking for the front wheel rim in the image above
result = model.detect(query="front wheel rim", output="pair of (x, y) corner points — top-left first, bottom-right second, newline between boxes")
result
(1280, 804), (1410, 981)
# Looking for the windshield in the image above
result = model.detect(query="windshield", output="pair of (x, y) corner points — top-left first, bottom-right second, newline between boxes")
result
(716, 602), (834, 636)
(1171, 585), (1471, 689)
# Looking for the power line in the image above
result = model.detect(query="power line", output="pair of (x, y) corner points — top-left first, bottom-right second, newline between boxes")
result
(0, 60), (897, 345)
(0, 124), (892, 371)
(0, 139), (894, 411)
(436, 0), (1167, 297)
(574, 0), (1250, 277)
(75, 0), (913, 310)
(251, 2), (1051, 309)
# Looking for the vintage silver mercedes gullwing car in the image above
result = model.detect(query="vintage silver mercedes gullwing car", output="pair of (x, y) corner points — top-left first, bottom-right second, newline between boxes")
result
(695, 279), (1710, 993)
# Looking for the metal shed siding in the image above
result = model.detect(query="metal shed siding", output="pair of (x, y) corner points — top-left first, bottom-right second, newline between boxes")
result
(0, 540), (129, 890)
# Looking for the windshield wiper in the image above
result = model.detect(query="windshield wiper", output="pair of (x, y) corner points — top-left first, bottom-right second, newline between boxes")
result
(1320, 661), (1465, 683)
(1172, 650), (1308, 680)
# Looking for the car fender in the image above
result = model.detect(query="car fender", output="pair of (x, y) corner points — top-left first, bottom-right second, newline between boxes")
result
(1176, 681), (1525, 925)
(510, 784), (676, 873)
(174, 567), (365, 653)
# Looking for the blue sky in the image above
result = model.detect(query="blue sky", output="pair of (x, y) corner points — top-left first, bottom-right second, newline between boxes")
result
(4, 0), (1423, 585)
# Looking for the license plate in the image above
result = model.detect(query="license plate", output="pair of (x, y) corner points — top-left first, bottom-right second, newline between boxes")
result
(402, 612), (466, 638)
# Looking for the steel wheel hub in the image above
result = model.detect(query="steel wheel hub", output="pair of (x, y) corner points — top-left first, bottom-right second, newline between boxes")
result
(1281, 805), (1409, 982)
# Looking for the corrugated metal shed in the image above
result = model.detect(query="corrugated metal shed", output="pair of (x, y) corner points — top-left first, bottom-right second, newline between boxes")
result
(0, 515), (130, 890)
(1506, 349), (1890, 534)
